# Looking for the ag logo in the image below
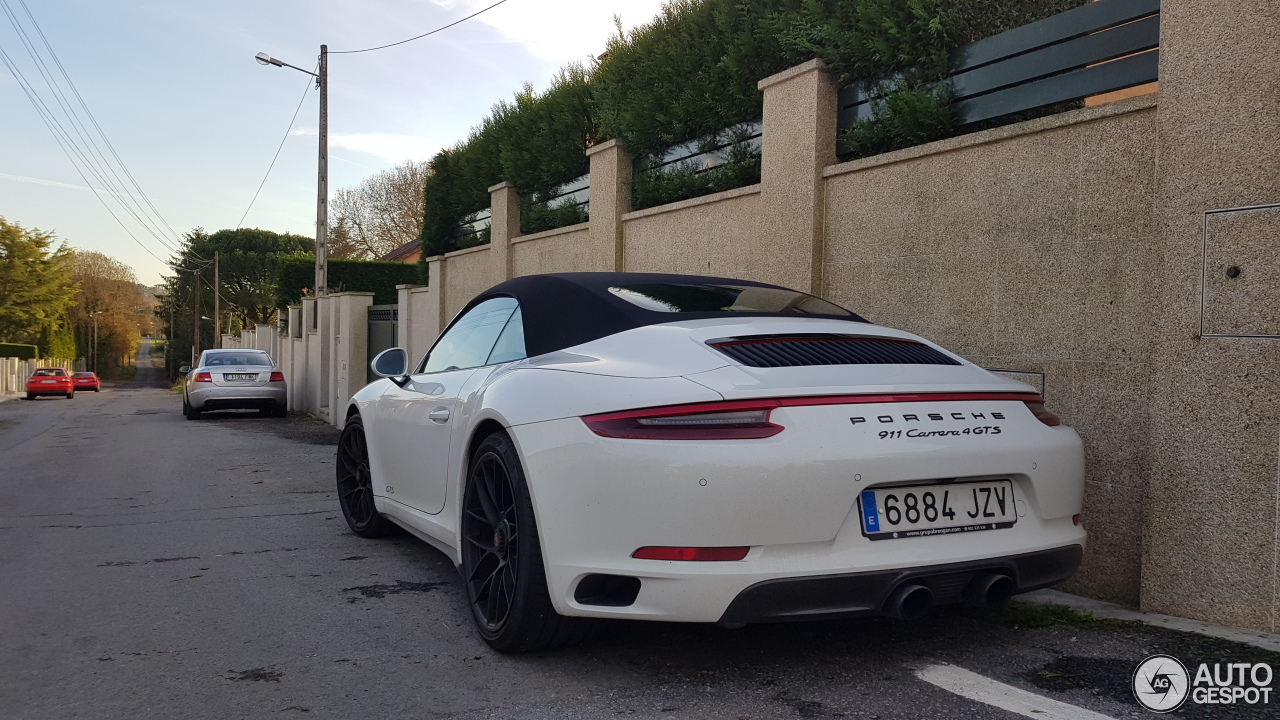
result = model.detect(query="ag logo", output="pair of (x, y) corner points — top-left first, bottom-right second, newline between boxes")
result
(1133, 655), (1190, 712)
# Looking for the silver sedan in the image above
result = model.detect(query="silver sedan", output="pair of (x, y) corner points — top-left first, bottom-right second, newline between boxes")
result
(180, 349), (287, 420)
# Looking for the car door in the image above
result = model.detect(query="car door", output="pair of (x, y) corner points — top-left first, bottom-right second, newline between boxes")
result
(369, 297), (520, 515)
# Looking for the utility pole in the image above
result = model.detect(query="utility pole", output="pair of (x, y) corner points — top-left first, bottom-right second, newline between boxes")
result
(193, 270), (201, 367)
(316, 44), (329, 296)
(253, 48), (327, 296)
(214, 251), (221, 348)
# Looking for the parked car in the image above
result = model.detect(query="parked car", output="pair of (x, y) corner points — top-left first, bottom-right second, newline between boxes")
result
(339, 272), (1086, 653)
(72, 372), (101, 392)
(180, 349), (287, 419)
(26, 368), (74, 400)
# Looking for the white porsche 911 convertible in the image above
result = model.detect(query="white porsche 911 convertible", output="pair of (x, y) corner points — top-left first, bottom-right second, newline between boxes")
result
(339, 272), (1085, 652)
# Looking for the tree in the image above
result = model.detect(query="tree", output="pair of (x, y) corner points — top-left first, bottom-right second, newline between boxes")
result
(68, 250), (151, 374)
(0, 216), (76, 350)
(158, 227), (312, 376)
(331, 159), (429, 259)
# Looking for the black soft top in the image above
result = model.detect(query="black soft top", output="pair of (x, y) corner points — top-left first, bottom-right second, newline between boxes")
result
(463, 272), (867, 358)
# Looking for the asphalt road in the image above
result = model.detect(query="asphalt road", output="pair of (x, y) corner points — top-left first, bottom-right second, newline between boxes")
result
(1, 343), (1277, 719)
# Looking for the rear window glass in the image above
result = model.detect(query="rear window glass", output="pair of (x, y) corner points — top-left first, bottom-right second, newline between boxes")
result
(33, 368), (66, 376)
(203, 352), (273, 367)
(608, 284), (856, 317)
(74, 372), (94, 377)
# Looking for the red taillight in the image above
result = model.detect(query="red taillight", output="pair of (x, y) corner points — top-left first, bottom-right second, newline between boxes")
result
(583, 400), (783, 440)
(1024, 399), (1060, 426)
(194, 372), (212, 383)
(270, 372), (285, 382)
(632, 546), (750, 561)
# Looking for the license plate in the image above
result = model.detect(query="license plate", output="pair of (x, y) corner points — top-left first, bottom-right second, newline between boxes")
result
(224, 373), (256, 381)
(859, 480), (1016, 541)
(42, 379), (56, 384)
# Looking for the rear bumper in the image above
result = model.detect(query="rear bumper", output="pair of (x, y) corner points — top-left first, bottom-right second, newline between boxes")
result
(188, 385), (287, 411)
(27, 387), (72, 395)
(718, 544), (1082, 624)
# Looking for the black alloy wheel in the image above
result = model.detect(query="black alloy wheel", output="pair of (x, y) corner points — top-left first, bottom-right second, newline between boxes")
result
(336, 415), (395, 538)
(461, 432), (598, 653)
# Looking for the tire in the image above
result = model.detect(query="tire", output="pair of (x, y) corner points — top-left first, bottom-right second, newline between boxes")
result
(336, 415), (396, 538)
(461, 431), (599, 653)
(23, 393), (33, 401)
(94, 387), (100, 392)
(183, 396), (200, 420)
(65, 391), (74, 399)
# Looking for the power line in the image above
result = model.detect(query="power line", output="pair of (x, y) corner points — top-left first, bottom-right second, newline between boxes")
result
(0, 0), (184, 263)
(331, 0), (512, 54)
(0, 43), (169, 265)
(236, 68), (315, 229)
(15, 0), (187, 249)
(3, 0), (179, 255)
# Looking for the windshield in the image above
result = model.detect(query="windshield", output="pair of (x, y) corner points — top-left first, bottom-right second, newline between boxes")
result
(608, 284), (857, 317)
(202, 352), (273, 367)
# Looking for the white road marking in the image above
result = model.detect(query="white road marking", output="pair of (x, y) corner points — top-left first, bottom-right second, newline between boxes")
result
(915, 664), (1118, 720)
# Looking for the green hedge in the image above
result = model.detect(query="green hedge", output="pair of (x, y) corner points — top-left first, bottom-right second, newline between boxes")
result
(0, 342), (38, 360)
(275, 258), (425, 308)
(418, 0), (1087, 257)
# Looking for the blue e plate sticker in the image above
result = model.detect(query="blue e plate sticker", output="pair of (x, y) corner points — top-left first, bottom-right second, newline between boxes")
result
(861, 490), (880, 532)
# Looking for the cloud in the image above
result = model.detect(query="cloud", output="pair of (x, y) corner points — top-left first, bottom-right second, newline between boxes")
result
(0, 172), (140, 201)
(0, 172), (96, 192)
(431, 0), (670, 62)
(291, 129), (437, 162)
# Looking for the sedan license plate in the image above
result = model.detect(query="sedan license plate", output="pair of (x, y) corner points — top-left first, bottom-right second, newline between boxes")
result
(859, 480), (1016, 541)
(42, 379), (56, 384)
(224, 373), (256, 381)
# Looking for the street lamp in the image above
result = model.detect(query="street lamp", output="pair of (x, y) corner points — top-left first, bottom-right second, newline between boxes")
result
(255, 47), (329, 297)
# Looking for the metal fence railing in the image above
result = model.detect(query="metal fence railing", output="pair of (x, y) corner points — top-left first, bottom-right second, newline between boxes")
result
(524, 173), (590, 222)
(838, 0), (1160, 130)
(634, 121), (763, 180)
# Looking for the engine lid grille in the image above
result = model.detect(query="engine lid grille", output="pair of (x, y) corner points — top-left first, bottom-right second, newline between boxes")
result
(709, 335), (961, 368)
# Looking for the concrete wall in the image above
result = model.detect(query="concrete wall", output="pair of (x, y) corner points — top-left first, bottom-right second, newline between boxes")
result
(823, 96), (1161, 606)
(1141, 0), (1280, 631)
(441, 245), (494, 321)
(511, 223), (594, 277)
(621, 187), (764, 278)
(274, 0), (1280, 631)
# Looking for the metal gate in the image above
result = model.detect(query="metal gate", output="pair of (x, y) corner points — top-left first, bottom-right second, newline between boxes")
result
(367, 305), (399, 383)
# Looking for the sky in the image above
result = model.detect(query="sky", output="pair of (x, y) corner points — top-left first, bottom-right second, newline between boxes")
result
(0, 0), (670, 285)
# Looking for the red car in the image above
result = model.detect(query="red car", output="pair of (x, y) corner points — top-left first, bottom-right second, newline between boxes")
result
(25, 368), (74, 400)
(72, 372), (101, 392)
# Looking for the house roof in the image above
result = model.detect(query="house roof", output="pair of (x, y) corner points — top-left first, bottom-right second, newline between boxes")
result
(381, 239), (422, 262)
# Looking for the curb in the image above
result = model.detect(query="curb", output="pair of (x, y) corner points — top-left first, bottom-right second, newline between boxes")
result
(1020, 588), (1280, 652)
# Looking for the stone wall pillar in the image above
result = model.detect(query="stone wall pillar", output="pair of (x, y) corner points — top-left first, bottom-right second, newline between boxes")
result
(1142, 0), (1280, 631)
(327, 292), (374, 429)
(758, 58), (837, 295)
(488, 182), (520, 283)
(586, 139), (632, 271)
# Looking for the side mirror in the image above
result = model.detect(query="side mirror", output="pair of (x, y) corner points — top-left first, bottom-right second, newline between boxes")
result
(178, 365), (191, 375)
(370, 348), (408, 381)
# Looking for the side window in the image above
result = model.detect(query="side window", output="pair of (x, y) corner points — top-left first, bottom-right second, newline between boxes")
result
(486, 307), (526, 365)
(422, 297), (518, 374)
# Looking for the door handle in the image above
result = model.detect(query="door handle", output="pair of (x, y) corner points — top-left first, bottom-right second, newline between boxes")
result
(428, 407), (451, 423)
